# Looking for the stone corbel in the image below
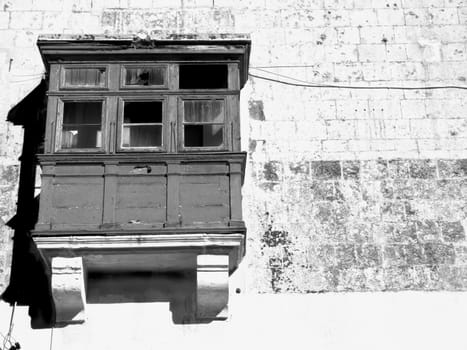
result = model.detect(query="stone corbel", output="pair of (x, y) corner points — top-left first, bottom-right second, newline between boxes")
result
(51, 257), (86, 326)
(196, 254), (229, 321)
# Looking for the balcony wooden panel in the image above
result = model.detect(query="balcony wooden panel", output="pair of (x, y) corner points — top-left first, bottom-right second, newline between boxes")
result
(34, 153), (246, 235)
(180, 175), (229, 225)
(115, 178), (167, 226)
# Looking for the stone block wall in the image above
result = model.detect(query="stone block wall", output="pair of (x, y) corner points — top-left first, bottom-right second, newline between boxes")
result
(245, 158), (467, 292)
(0, 0), (466, 293)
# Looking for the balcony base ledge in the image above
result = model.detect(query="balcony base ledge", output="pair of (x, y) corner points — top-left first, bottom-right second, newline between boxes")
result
(33, 233), (245, 273)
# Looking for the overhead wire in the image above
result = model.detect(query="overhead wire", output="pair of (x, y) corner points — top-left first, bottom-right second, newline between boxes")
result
(248, 68), (467, 90)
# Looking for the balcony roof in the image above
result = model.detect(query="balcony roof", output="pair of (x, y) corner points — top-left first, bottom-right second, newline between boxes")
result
(37, 33), (251, 87)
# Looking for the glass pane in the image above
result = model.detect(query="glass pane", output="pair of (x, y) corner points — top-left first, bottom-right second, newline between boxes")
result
(124, 66), (165, 86)
(124, 101), (162, 123)
(64, 68), (106, 87)
(184, 124), (223, 147)
(184, 100), (224, 123)
(122, 125), (162, 147)
(61, 102), (102, 149)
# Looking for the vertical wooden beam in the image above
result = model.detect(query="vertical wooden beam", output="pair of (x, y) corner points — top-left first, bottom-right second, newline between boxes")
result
(44, 97), (58, 154)
(35, 163), (55, 231)
(102, 162), (118, 226)
(168, 64), (179, 90)
(107, 96), (118, 154)
(168, 64), (180, 153)
(49, 64), (60, 92)
(229, 161), (243, 226)
(227, 95), (240, 151)
(228, 63), (240, 90)
(167, 96), (178, 153)
(108, 63), (120, 91)
(166, 161), (181, 227)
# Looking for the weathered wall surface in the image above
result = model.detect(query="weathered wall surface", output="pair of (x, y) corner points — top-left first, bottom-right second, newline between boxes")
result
(0, 0), (467, 294)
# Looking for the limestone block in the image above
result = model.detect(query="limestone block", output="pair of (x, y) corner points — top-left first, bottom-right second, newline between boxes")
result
(51, 257), (86, 326)
(350, 9), (378, 26)
(9, 11), (43, 30)
(376, 8), (405, 25)
(358, 44), (387, 62)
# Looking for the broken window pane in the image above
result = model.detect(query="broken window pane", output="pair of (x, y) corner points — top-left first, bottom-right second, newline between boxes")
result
(124, 66), (166, 86)
(179, 64), (228, 89)
(61, 102), (102, 149)
(183, 100), (224, 148)
(64, 68), (106, 87)
(122, 101), (163, 148)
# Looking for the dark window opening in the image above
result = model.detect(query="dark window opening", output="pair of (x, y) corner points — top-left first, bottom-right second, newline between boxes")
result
(61, 102), (102, 149)
(179, 65), (228, 89)
(184, 125), (223, 147)
(122, 101), (163, 148)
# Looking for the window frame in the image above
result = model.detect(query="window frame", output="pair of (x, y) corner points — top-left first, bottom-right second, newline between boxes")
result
(116, 96), (168, 153)
(59, 64), (109, 90)
(178, 95), (228, 152)
(54, 96), (108, 153)
(120, 64), (169, 90)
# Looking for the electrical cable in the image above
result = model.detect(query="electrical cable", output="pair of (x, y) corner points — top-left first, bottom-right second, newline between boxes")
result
(251, 67), (315, 85)
(10, 73), (45, 77)
(251, 65), (328, 68)
(248, 72), (467, 90)
(9, 77), (43, 83)
(0, 332), (13, 349)
(49, 328), (53, 350)
(1, 304), (16, 350)
(0, 331), (17, 344)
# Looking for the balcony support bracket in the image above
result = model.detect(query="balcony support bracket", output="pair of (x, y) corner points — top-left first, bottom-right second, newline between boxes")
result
(196, 254), (229, 321)
(51, 257), (86, 326)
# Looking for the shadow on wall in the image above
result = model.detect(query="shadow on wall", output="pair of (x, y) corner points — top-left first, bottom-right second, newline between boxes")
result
(1, 79), (55, 328)
(87, 271), (205, 324)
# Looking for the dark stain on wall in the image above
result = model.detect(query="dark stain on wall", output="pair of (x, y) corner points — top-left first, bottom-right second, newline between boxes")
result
(311, 161), (341, 179)
(261, 213), (293, 293)
(262, 228), (290, 248)
(248, 139), (257, 154)
(248, 100), (266, 121)
(289, 161), (308, 175)
(263, 161), (280, 182)
(441, 221), (465, 242)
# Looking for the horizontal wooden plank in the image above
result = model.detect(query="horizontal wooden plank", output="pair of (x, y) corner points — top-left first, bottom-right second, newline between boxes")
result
(117, 164), (167, 176)
(115, 207), (166, 224)
(180, 183), (228, 206)
(182, 163), (228, 174)
(181, 205), (229, 223)
(54, 177), (103, 185)
(53, 207), (102, 224)
(180, 174), (229, 185)
(116, 184), (166, 208)
(55, 165), (105, 176)
(53, 185), (103, 208)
